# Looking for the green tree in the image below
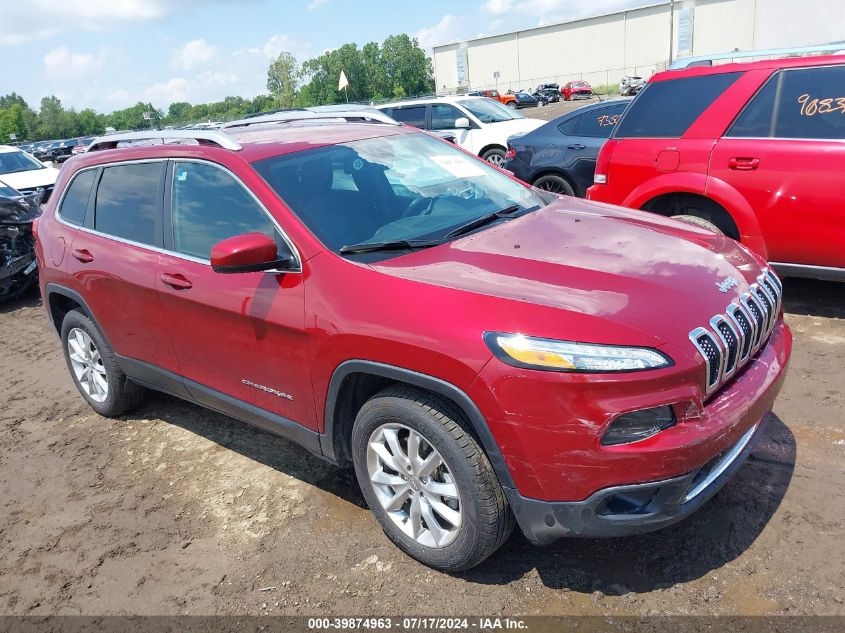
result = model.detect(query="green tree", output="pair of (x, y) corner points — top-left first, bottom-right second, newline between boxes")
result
(0, 104), (29, 142)
(266, 52), (300, 108)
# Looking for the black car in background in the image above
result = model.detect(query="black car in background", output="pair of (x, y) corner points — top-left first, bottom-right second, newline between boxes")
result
(532, 86), (561, 106)
(504, 98), (630, 196)
(509, 91), (538, 108)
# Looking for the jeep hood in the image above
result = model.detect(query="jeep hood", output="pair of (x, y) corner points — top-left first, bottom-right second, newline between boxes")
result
(371, 199), (767, 345)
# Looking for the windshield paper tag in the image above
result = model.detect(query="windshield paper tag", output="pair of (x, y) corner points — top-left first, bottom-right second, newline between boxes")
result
(430, 155), (485, 179)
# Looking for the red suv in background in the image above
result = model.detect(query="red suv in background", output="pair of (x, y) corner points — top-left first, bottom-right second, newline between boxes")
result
(562, 80), (593, 100)
(36, 113), (790, 571)
(588, 55), (845, 281)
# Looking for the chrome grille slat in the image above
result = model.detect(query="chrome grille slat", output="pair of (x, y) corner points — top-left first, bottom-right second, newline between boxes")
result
(689, 268), (782, 396)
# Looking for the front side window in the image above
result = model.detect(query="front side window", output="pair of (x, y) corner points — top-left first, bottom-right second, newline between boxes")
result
(390, 106), (426, 128)
(170, 161), (277, 260)
(430, 104), (465, 130)
(94, 162), (162, 246)
(615, 72), (741, 138)
(460, 98), (523, 123)
(253, 132), (549, 259)
(59, 169), (97, 225)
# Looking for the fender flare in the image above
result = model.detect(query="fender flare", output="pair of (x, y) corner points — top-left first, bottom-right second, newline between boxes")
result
(44, 283), (109, 341)
(623, 174), (767, 258)
(320, 360), (516, 489)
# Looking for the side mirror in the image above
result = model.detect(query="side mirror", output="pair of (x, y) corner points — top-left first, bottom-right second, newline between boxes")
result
(210, 232), (296, 274)
(454, 117), (470, 129)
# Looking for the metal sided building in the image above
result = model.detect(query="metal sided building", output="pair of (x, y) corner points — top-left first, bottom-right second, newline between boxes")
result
(432, 0), (845, 94)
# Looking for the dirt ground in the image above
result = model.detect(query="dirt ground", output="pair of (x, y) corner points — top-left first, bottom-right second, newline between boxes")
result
(0, 277), (842, 617)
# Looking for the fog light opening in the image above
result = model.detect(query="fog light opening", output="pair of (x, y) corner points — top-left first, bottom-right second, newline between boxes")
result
(601, 405), (676, 446)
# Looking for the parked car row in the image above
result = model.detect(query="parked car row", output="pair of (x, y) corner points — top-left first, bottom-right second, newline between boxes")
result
(18, 137), (95, 164)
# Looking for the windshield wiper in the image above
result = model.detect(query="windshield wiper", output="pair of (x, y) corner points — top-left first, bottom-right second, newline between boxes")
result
(442, 204), (528, 240)
(339, 239), (443, 255)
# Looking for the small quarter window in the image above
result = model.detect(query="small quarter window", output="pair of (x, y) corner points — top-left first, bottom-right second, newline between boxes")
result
(615, 72), (741, 138)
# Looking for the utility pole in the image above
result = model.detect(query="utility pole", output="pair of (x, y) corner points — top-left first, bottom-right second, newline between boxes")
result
(668, 0), (675, 66)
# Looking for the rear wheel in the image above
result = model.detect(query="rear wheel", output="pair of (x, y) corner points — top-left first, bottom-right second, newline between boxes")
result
(351, 386), (514, 572)
(506, 101), (517, 109)
(671, 214), (723, 234)
(481, 148), (507, 167)
(61, 309), (145, 417)
(533, 174), (575, 196)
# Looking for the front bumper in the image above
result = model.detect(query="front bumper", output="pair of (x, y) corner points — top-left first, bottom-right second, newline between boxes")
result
(506, 415), (766, 543)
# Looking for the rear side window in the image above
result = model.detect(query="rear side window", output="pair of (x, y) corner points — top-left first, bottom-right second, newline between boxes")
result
(171, 161), (276, 260)
(727, 75), (778, 137)
(615, 72), (741, 138)
(775, 65), (845, 139)
(94, 162), (162, 246)
(574, 104), (628, 138)
(390, 106), (426, 128)
(58, 169), (96, 225)
(728, 65), (845, 140)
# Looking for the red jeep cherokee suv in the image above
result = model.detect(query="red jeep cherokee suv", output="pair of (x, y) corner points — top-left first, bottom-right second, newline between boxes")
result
(588, 55), (845, 281)
(36, 113), (791, 571)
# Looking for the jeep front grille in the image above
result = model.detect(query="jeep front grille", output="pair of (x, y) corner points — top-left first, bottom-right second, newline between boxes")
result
(689, 269), (782, 396)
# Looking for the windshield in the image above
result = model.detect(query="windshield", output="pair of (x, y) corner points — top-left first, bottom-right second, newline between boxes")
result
(253, 132), (548, 259)
(0, 150), (45, 175)
(460, 98), (523, 123)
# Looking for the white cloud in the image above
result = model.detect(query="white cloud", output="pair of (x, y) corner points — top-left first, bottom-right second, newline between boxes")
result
(415, 15), (466, 51)
(172, 38), (219, 70)
(0, 0), (174, 45)
(143, 78), (191, 104)
(307, 0), (330, 10)
(481, 0), (513, 16)
(43, 46), (108, 77)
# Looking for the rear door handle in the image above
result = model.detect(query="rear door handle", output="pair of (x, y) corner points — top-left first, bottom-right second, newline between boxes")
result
(728, 157), (760, 170)
(567, 144), (586, 150)
(160, 273), (193, 290)
(71, 248), (94, 263)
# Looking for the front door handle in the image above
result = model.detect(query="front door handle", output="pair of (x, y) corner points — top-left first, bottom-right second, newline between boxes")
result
(728, 157), (760, 170)
(567, 144), (586, 150)
(160, 273), (193, 290)
(71, 248), (94, 263)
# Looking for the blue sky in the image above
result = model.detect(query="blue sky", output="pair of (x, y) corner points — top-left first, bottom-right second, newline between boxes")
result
(0, 0), (643, 113)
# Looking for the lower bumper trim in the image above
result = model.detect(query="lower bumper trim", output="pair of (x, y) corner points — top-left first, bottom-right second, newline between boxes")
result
(505, 416), (767, 544)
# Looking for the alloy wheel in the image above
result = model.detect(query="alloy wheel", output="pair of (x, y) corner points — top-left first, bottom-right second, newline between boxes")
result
(67, 327), (108, 403)
(534, 175), (571, 195)
(486, 154), (506, 167)
(366, 423), (462, 548)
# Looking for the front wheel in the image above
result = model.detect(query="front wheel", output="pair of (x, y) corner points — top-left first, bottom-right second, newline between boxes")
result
(351, 386), (514, 572)
(506, 101), (517, 109)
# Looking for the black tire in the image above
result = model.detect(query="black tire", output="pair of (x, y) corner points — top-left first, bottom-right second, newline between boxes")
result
(61, 309), (145, 417)
(506, 102), (517, 109)
(671, 214), (723, 234)
(351, 385), (514, 572)
(481, 148), (507, 167)
(533, 173), (575, 196)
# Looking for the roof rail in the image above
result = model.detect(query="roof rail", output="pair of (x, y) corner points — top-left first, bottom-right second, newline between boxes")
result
(86, 130), (241, 153)
(222, 106), (399, 129)
(669, 42), (845, 70)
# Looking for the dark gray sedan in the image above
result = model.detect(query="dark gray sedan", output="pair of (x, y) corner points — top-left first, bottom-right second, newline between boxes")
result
(504, 99), (631, 197)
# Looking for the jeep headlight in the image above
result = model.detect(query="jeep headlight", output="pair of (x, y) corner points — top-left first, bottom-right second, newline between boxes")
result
(484, 332), (672, 372)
